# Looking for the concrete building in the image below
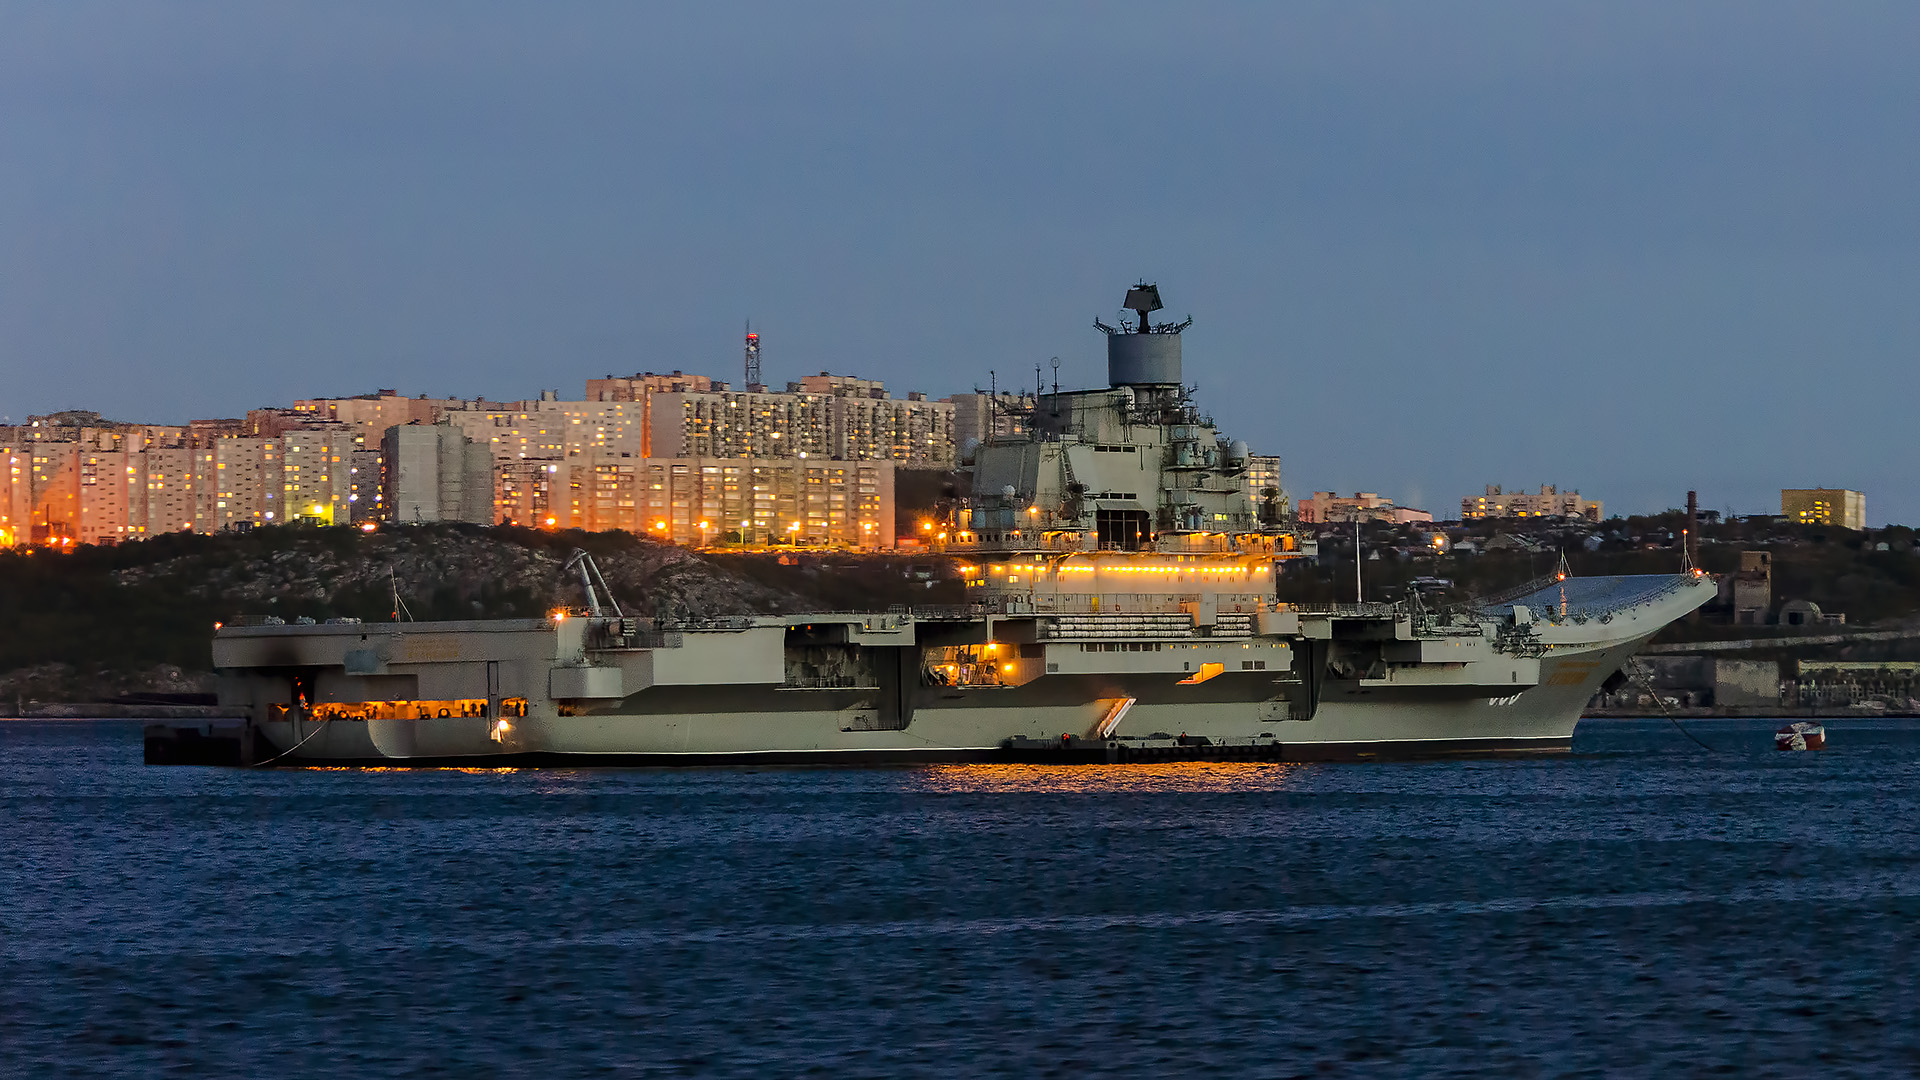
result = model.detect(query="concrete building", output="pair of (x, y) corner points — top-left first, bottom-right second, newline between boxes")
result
(27, 442), (80, 542)
(289, 392), (509, 440)
(1299, 492), (1431, 525)
(281, 428), (367, 525)
(1729, 550), (1772, 626)
(1782, 488), (1865, 530)
(585, 371), (722, 400)
(382, 424), (494, 524)
(441, 399), (649, 462)
(140, 446), (198, 535)
(0, 413), (391, 543)
(0, 437), (27, 546)
(649, 383), (955, 466)
(948, 391), (1034, 455)
(496, 459), (566, 528)
(208, 437), (285, 531)
(1780, 599), (1844, 627)
(1627, 656), (1781, 709)
(1462, 484), (1602, 522)
(499, 452), (895, 548)
(632, 456), (895, 548)
(582, 371), (958, 466)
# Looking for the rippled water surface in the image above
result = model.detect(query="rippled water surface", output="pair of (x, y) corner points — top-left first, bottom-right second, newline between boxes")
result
(5, 718), (1920, 1077)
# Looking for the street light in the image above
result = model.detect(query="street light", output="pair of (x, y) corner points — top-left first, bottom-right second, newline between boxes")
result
(698, 521), (710, 547)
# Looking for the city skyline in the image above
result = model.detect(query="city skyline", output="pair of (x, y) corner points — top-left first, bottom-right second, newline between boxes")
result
(5, 4), (1917, 522)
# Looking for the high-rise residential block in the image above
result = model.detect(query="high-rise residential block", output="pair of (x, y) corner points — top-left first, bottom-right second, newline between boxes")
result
(576, 371), (957, 467)
(382, 423), (494, 524)
(948, 391), (1033, 454)
(518, 453), (894, 548)
(281, 428), (366, 525)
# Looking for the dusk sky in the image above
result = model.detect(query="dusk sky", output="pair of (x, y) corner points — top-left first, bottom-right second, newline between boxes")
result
(4, 3), (1917, 522)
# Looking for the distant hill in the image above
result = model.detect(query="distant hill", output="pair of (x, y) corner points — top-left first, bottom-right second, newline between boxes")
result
(0, 525), (961, 705)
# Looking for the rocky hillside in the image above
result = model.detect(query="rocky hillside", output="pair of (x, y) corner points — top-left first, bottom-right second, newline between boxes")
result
(0, 525), (957, 705)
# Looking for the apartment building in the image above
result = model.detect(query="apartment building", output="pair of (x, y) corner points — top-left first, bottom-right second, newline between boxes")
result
(281, 428), (368, 525)
(287, 392), (509, 439)
(440, 398), (649, 462)
(1781, 488), (1865, 531)
(515, 452), (893, 547)
(1244, 455), (1285, 523)
(383, 424), (494, 525)
(948, 391), (1034, 453)
(1461, 484), (1603, 522)
(578, 371), (957, 466)
(0, 439), (26, 545)
(1298, 492), (1433, 525)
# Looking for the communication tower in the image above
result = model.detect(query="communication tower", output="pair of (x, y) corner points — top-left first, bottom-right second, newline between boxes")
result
(744, 322), (762, 390)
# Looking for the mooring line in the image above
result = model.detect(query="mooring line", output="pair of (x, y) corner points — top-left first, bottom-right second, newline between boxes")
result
(1627, 656), (1717, 752)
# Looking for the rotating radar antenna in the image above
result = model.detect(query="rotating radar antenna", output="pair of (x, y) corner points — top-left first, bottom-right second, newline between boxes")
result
(1093, 281), (1192, 388)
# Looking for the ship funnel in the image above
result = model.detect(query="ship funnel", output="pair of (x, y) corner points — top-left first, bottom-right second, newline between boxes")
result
(1096, 281), (1190, 387)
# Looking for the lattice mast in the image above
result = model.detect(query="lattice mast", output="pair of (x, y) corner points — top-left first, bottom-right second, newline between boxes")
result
(743, 322), (762, 389)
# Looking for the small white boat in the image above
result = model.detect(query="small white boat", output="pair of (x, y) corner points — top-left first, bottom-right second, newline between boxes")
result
(1775, 722), (1826, 751)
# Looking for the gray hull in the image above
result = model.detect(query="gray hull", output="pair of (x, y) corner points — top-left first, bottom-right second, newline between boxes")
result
(242, 630), (1659, 766)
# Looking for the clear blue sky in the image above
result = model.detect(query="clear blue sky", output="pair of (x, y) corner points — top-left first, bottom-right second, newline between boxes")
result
(4, 2), (1916, 522)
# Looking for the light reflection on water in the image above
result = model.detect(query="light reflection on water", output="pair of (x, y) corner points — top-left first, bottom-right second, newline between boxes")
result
(914, 760), (1308, 793)
(12, 718), (1920, 1076)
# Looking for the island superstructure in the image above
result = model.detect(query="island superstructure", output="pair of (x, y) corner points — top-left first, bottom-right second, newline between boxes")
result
(172, 284), (1716, 766)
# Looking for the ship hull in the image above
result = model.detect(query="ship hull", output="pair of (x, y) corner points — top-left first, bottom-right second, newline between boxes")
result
(244, 632), (1653, 767)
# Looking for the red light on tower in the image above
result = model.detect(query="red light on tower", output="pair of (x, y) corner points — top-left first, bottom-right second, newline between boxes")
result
(744, 321), (762, 387)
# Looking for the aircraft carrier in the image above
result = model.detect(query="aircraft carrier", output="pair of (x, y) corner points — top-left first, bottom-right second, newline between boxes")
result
(155, 284), (1714, 766)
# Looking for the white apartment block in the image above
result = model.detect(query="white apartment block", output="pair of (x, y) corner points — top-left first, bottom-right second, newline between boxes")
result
(382, 424), (493, 525)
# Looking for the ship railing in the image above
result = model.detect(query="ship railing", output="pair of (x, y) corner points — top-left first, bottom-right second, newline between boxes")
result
(1447, 573), (1561, 613)
(780, 674), (873, 690)
(908, 602), (996, 621)
(662, 615), (758, 631)
(1289, 602), (1403, 618)
(1457, 571), (1706, 623)
(590, 627), (684, 650)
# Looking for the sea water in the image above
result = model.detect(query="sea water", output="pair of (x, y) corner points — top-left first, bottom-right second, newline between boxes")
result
(4, 718), (1918, 1077)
